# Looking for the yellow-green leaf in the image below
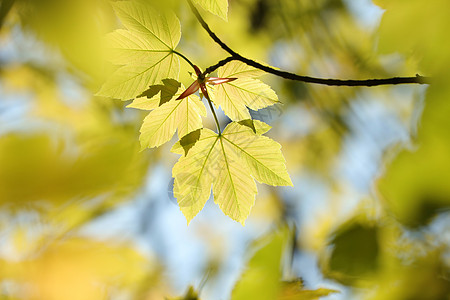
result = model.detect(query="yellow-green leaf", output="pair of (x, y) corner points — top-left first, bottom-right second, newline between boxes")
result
(139, 85), (206, 149)
(192, 0), (229, 21)
(127, 95), (160, 110)
(213, 136), (258, 224)
(97, 1), (181, 100)
(222, 123), (292, 186)
(172, 122), (292, 224)
(218, 60), (266, 78)
(172, 129), (219, 222)
(215, 61), (279, 121)
(231, 226), (290, 300)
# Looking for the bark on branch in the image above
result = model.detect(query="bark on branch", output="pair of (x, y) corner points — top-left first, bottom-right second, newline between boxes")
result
(187, 0), (431, 87)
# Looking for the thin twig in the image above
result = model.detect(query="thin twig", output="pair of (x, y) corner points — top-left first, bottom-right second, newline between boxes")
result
(187, 0), (431, 86)
(203, 56), (235, 75)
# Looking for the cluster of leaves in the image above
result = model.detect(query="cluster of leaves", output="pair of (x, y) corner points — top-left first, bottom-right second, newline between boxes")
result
(1, 0), (449, 299)
(98, 1), (292, 224)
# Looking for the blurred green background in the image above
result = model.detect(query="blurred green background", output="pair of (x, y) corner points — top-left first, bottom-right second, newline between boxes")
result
(0, 0), (448, 299)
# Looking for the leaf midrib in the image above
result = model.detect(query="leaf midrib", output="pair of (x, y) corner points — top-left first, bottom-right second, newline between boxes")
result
(192, 136), (219, 196)
(102, 53), (171, 95)
(118, 5), (174, 50)
(219, 137), (241, 218)
(146, 97), (184, 143)
(220, 85), (248, 120)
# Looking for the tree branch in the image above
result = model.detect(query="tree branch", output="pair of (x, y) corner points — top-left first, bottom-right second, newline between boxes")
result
(203, 56), (235, 75)
(187, 0), (431, 86)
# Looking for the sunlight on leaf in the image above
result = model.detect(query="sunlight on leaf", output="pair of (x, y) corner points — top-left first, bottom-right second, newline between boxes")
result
(214, 61), (279, 121)
(139, 84), (206, 149)
(172, 122), (291, 224)
(192, 0), (229, 21)
(97, 1), (181, 100)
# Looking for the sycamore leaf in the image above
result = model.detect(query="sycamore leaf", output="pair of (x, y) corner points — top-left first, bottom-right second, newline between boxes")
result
(192, 0), (229, 21)
(223, 122), (292, 186)
(214, 61), (279, 121)
(170, 120), (271, 155)
(172, 122), (292, 224)
(97, 1), (181, 100)
(139, 85), (206, 149)
(217, 60), (266, 78)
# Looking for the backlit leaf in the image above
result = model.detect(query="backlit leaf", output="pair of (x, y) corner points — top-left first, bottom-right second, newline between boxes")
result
(139, 85), (206, 149)
(172, 122), (292, 224)
(222, 122), (292, 186)
(97, 1), (181, 100)
(214, 61), (279, 121)
(192, 0), (229, 20)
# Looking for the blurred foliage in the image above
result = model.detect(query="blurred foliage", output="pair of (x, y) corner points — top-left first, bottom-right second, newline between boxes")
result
(0, 237), (163, 300)
(0, 0), (449, 299)
(231, 226), (338, 300)
(322, 218), (380, 285)
(376, 0), (450, 227)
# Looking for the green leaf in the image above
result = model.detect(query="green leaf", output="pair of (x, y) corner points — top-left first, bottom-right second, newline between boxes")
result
(322, 219), (380, 285)
(97, 1), (181, 100)
(231, 226), (290, 300)
(139, 85), (206, 149)
(214, 61), (279, 121)
(231, 226), (338, 300)
(217, 60), (266, 78)
(222, 122), (292, 186)
(192, 0), (229, 21)
(172, 122), (292, 224)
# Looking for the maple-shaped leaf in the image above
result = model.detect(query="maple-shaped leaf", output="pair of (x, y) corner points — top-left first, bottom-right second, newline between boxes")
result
(213, 61), (279, 121)
(97, 1), (181, 100)
(139, 84), (206, 149)
(172, 122), (292, 224)
(192, 0), (229, 21)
